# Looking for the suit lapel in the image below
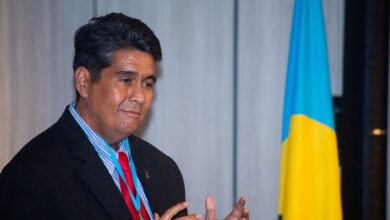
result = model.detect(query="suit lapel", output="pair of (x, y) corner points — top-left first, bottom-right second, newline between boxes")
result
(58, 109), (133, 220)
(128, 136), (187, 218)
(132, 147), (153, 196)
(77, 154), (132, 220)
(130, 136), (161, 214)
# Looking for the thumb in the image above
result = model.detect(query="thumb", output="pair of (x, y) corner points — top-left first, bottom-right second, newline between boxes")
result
(205, 195), (217, 220)
(154, 213), (160, 220)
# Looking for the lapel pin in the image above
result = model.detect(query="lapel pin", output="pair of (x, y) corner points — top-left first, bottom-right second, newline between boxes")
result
(145, 170), (150, 180)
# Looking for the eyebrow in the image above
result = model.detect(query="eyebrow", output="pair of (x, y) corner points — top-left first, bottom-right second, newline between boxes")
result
(115, 70), (138, 76)
(115, 71), (157, 82)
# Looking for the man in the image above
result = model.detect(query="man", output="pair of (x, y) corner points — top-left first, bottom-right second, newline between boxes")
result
(0, 13), (249, 220)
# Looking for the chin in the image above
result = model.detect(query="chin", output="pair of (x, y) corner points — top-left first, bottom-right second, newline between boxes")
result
(118, 120), (142, 135)
(119, 126), (138, 135)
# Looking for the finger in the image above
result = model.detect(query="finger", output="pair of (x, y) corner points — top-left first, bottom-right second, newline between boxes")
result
(227, 196), (247, 218)
(154, 213), (160, 220)
(241, 207), (249, 220)
(160, 202), (189, 220)
(176, 214), (202, 220)
(205, 195), (217, 220)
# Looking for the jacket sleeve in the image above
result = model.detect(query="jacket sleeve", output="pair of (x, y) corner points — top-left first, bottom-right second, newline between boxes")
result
(169, 157), (187, 219)
(0, 163), (50, 219)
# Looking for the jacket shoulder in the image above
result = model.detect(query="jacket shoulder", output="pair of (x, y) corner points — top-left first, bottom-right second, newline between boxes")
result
(5, 121), (65, 169)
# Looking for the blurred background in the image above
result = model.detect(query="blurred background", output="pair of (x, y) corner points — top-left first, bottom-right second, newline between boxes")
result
(0, 0), (388, 219)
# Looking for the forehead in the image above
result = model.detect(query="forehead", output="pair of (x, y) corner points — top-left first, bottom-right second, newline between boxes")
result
(109, 49), (156, 74)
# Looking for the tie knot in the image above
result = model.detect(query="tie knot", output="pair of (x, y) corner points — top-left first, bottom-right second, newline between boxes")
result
(118, 152), (130, 173)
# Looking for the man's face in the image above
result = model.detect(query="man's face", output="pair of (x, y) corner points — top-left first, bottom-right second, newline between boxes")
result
(76, 49), (156, 144)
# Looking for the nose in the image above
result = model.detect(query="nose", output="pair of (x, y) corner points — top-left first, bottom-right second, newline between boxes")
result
(129, 85), (145, 104)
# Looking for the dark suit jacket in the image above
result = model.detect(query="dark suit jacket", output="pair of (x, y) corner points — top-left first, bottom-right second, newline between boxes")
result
(0, 108), (187, 219)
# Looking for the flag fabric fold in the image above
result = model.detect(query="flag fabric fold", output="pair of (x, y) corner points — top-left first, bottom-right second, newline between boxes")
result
(278, 0), (343, 219)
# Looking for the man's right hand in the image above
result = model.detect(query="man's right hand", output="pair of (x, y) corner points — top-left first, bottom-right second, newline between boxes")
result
(154, 202), (201, 220)
(154, 195), (249, 220)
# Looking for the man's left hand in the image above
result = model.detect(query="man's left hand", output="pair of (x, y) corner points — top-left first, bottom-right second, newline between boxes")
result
(205, 195), (249, 220)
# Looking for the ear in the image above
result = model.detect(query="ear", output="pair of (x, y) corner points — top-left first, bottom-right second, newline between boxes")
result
(74, 67), (91, 99)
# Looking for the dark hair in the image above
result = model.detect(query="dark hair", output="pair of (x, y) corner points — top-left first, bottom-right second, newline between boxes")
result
(73, 13), (162, 81)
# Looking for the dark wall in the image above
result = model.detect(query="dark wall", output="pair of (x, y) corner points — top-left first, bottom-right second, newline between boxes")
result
(340, 0), (389, 219)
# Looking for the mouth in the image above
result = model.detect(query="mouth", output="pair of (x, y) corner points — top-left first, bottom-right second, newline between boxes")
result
(120, 110), (142, 119)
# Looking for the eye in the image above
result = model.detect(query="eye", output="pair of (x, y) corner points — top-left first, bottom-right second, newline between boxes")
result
(119, 78), (133, 84)
(143, 79), (156, 88)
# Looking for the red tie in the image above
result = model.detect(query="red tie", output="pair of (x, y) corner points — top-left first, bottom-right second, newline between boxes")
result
(118, 152), (150, 220)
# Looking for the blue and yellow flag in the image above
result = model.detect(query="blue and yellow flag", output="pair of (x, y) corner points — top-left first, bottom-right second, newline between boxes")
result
(278, 0), (343, 219)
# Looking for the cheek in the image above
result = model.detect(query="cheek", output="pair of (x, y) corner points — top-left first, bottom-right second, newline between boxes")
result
(92, 85), (114, 102)
(92, 89), (123, 122)
(106, 87), (128, 109)
(111, 90), (125, 105)
(144, 92), (154, 109)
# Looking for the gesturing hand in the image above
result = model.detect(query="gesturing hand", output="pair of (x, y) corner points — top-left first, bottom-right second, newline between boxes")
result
(154, 196), (249, 220)
(205, 195), (249, 220)
(154, 202), (201, 220)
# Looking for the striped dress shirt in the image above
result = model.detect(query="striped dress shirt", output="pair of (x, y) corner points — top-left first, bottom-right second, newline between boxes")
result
(68, 101), (154, 219)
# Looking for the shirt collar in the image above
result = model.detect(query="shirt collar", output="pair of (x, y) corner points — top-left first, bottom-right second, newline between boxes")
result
(68, 100), (127, 175)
